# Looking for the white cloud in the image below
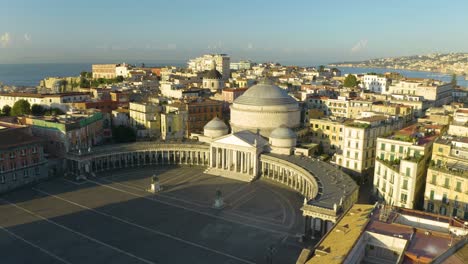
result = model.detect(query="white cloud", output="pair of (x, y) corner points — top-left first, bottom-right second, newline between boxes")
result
(0, 32), (11, 47)
(24, 33), (31, 42)
(351, 39), (368, 53)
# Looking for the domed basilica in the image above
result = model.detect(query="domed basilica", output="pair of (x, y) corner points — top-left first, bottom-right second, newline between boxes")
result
(230, 80), (301, 137)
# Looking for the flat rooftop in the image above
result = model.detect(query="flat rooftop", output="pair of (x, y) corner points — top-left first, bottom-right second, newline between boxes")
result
(305, 204), (465, 264)
(306, 204), (375, 264)
(264, 154), (358, 210)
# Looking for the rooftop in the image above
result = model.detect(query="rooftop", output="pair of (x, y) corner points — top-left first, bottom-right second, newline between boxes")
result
(305, 204), (375, 264)
(305, 204), (467, 264)
(386, 123), (444, 145)
(0, 126), (43, 149)
(265, 153), (358, 210)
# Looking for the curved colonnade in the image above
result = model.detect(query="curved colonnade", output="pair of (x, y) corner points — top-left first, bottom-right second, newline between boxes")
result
(66, 143), (210, 176)
(66, 142), (358, 240)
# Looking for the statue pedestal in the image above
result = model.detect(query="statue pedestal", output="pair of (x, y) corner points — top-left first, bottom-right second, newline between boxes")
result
(149, 183), (162, 193)
(213, 197), (224, 209)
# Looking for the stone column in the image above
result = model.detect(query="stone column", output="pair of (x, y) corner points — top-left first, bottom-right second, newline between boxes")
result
(311, 218), (316, 238)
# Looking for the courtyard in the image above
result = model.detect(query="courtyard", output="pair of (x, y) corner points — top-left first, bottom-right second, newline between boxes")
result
(0, 165), (307, 264)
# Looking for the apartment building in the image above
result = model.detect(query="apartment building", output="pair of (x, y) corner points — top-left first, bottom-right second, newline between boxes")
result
(309, 118), (344, 154)
(186, 99), (223, 135)
(0, 124), (48, 194)
(129, 102), (161, 138)
(21, 111), (104, 157)
(424, 132), (468, 219)
(0, 92), (91, 113)
(362, 74), (390, 93)
(161, 103), (188, 140)
(388, 79), (453, 107)
(334, 115), (405, 180)
(92, 64), (117, 79)
(373, 123), (444, 209)
(187, 54), (230, 80)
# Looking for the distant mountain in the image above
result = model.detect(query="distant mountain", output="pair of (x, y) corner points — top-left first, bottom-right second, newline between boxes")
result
(330, 53), (468, 75)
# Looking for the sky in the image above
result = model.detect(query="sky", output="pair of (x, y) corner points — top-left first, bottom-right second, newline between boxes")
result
(1, 0), (468, 65)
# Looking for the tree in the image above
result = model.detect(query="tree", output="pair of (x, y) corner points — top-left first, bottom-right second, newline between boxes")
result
(1, 105), (11, 116)
(31, 104), (45, 116)
(343, 74), (359, 87)
(116, 75), (124, 82)
(11, 99), (31, 116)
(318, 65), (325, 72)
(112, 125), (136, 143)
(80, 77), (90, 88)
(451, 73), (457, 87)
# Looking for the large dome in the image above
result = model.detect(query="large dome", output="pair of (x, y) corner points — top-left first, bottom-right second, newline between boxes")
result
(230, 80), (301, 137)
(233, 82), (297, 106)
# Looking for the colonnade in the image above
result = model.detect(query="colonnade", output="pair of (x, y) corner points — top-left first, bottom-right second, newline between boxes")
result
(259, 155), (318, 200)
(67, 148), (210, 176)
(210, 147), (257, 176)
(304, 216), (334, 239)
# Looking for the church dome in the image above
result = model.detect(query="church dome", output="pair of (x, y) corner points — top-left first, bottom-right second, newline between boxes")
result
(204, 117), (228, 138)
(270, 125), (297, 139)
(203, 69), (222, 79)
(233, 81), (297, 106)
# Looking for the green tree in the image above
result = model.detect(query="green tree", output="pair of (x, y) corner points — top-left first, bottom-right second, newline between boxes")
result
(11, 99), (31, 116)
(343, 74), (359, 87)
(112, 125), (136, 143)
(1, 105), (11, 116)
(318, 65), (325, 72)
(80, 77), (90, 88)
(451, 74), (457, 86)
(116, 75), (124, 82)
(31, 104), (45, 116)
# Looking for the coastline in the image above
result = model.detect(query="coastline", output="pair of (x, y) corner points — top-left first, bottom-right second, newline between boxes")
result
(329, 64), (466, 76)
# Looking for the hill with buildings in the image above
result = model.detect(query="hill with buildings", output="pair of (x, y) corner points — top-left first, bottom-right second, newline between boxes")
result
(331, 53), (468, 76)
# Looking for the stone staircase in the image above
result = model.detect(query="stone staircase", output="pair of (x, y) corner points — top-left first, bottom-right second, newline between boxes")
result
(204, 168), (257, 182)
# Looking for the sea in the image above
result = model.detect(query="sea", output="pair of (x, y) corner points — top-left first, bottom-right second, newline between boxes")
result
(0, 63), (467, 88)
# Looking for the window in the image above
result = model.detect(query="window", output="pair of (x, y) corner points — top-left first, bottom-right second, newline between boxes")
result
(380, 153), (384, 160)
(442, 193), (448, 204)
(430, 190), (435, 200)
(444, 178), (450, 188)
(402, 179), (408, 190)
(1, 175), (4, 184)
(355, 142), (359, 148)
(381, 143), (385, 150)
(399, 146), (404, 154)
(405, 167), (411, 177)
(355, 152), (358, 159)
(13, 173), (17, 181)
(431, 174), (437, 185)
(391, 145), (395, 152)
(455, 181), (462, 192)
(400, 193), (407, 203)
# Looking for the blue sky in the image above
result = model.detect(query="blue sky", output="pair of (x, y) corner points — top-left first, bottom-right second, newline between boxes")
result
(1, 0), (467, 65)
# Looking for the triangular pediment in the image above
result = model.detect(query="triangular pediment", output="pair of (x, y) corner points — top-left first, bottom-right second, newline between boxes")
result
(212, 130), (268, 148)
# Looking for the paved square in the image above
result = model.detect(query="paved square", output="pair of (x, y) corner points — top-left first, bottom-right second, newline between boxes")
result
(0, 165), (306, 264)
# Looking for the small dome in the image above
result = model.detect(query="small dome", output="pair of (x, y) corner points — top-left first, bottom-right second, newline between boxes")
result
(203, 69), (222, 79)
(270, 125), (297, 139)
(204, 117), (228, 131)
